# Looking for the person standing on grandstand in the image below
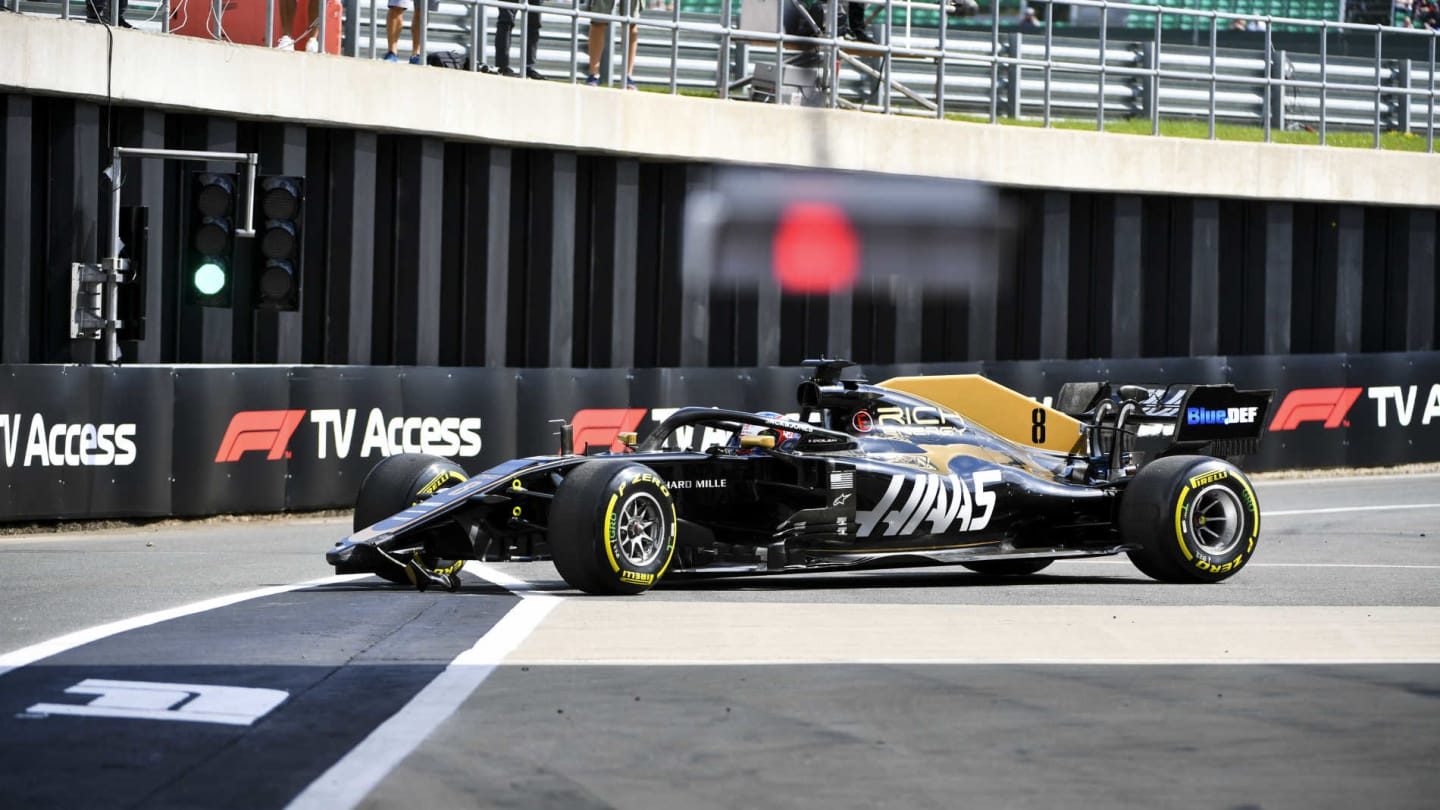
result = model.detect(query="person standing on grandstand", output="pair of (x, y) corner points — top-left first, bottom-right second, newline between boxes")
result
(384, 0), (436, 63)
(1416, 0), (1440, 27)
(585, 0), (641, 89)
(1393, 0), (1414, 27)
(276, 0), (320, 50)
(496, 1), (546, 79)
(845, 2), (875, 42)
(85, 0), (131, 27)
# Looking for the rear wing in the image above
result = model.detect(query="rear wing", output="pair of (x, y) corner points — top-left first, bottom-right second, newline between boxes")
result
(1057, 382), (1274, 458)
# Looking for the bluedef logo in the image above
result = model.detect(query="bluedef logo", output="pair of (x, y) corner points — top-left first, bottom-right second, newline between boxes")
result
(855, 471), (1001, 538)
(1186, 406), (1259, 426)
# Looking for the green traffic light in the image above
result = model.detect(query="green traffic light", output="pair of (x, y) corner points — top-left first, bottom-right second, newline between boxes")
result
(193, 262), (228, 296)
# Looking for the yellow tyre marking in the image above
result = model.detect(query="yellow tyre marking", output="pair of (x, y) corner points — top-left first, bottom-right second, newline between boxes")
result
(655, 501), (679, 578)
(415, 471), (467, 500)
(603, 491), (622, 573)
(1175, 484), (1194, 561)
(1188, 470), (1229, 489)
(603, 474), (675, 584)
(433, 558), (465, 576)
(1237, 473), (1261, 557)
(410, 470), (468, 577)
(1238, 475), (1260, 538)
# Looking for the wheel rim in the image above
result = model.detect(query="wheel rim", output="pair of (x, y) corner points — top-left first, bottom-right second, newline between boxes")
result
(1188, 484), (1243, 556)
(616, 492), (665, 568)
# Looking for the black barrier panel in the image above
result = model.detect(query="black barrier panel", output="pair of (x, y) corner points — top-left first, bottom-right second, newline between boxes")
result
(623, 367), (813, 443)
(1230, 355), (1350, 471)
(629, 367), (741, 415)
(985, 359), (1108, 403)
(399, 367), (519, 477)
(172, 367), (293, 516)
(284, 367), (405, 512)
(742, 366), (815, 415)
(3, 355), (1440, 523)
(518, 368), (633, 456)
(85, 367), (176, 518)
(1232, 354), (1440, 472)
(1344, 353), (1440, 471)
(866, 363), (986, 383)
(1071, 357), (1230, 391)
(1, 366), (87, 520)
(0, 366), (173, 520)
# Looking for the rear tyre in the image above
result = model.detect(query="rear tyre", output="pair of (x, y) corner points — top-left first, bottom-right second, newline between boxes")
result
(1121, 455), (1260, 583)
(354, 453), (469, 586)
(549, 461), (678, 595)
(961, 559), (1054, 576)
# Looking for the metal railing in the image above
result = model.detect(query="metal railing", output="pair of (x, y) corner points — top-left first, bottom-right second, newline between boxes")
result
(12, 0), (1439, 150)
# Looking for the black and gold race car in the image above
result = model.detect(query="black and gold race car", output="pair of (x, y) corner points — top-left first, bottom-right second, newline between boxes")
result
(326, 360), (1272, 594)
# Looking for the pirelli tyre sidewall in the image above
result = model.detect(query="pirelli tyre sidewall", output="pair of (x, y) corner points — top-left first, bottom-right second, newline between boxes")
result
(1120, 455), (1261, 584)
(353, 453), (469, 586)
(550, 461), (678, 595)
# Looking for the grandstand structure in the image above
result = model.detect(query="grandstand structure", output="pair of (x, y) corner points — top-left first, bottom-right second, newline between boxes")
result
(0, 7), (1436, 371)
(14, 0), (1437, 138)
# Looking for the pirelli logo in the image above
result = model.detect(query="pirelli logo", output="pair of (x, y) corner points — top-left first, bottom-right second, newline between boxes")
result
(1189, 470), (1229, 488)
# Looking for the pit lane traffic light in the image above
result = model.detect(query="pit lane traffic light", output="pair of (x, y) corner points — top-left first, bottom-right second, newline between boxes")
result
(185, 172), (237, 307)
(255, 176), (303, 311)
(684, 168), (1011, 295)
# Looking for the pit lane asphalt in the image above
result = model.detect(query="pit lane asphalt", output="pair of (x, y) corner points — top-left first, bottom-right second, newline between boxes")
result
(0, 474), (1436, 809)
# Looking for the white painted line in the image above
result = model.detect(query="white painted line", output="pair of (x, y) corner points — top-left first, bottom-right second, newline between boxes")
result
(1252, 562), (1440, 570)
(1264, 503), (1440, 517)
(475, 656), (1440, 667)
(286, 564), (562, 810)
(1256, 472), (1440, 487)
(465, 563), (545, 592)
(0, 573), (371, 680)
(1055, 559), (1440, 570)
(507, 603), (1440, 666)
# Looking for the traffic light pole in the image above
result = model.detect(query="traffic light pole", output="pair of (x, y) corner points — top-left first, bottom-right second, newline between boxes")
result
(97, 146), (259, 363)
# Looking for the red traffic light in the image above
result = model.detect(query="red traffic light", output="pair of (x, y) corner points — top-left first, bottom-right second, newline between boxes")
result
(771, 202), (860, 294)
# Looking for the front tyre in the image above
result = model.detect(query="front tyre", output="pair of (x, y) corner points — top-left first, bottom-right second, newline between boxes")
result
(353, 453), (469, 586)
(1121, 455), (1260, 583)
(549, 461), (678, 595)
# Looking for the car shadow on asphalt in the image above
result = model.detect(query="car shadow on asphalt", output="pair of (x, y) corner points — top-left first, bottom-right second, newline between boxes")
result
(654, 569), (1148, 593)
(299, 569), (1150, 596)
(300, 579), (521, 597)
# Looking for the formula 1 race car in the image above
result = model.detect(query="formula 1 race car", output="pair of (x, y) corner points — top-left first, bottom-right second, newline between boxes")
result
(326, 360), (1273, 594)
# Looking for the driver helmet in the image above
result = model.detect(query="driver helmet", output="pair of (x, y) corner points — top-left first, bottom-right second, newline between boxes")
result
(732, 411), (796, 453)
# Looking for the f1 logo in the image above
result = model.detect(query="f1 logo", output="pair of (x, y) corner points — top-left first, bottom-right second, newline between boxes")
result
(571, 408), (647, 453)
(1267, 388), (1363, 431)
(28, 679), (288, 726)
(215, 410), (307, 462)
